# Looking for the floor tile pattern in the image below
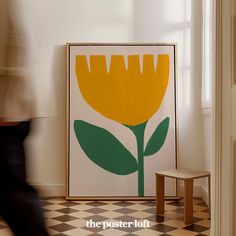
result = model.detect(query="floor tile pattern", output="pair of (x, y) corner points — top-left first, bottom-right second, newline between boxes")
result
(0, 198), (210, 236)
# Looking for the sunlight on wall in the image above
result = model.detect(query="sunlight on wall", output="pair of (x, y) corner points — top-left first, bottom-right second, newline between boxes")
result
(161, 0), (191, 24)
(134, 0), (204, 171)
(163, 29), (191, 108)
(134, 0), (192, 109)
(202, 0), (213, 107)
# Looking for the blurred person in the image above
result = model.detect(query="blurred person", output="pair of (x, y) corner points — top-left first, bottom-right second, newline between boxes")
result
(0, 0), (50, 235)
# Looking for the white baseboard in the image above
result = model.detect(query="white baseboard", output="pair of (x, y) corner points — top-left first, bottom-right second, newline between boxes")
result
(30, 184), (209, 206)
(179, 184), (209, 207)
(201, 185), (210, 207)
(32, 184), (66, 197)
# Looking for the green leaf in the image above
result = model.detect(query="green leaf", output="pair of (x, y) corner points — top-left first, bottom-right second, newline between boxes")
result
(144, 117), (170, 156)
(74, 120), (138, 175)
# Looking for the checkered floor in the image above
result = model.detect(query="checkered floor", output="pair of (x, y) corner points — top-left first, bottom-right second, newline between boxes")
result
(0, 198), (210, 236)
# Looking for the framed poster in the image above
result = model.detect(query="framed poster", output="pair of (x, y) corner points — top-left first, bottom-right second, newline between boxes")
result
(67, 43), (178, 199)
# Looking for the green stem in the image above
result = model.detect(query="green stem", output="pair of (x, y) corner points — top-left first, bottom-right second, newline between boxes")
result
(137, 128), (145, 196)
(126, 122), (147, 197)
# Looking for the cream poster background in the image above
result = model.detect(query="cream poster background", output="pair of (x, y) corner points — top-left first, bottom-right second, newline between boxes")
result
(67, 44), (177, 198)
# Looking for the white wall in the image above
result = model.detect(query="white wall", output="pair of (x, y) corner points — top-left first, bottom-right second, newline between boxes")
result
(24, 0), (205, 197)
(25, 0), (135, 196)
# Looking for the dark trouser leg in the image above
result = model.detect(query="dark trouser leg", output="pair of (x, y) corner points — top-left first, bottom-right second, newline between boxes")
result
(0, 122), (49, 236)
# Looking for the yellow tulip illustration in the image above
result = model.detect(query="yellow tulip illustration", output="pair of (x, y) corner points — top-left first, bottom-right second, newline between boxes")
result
(74, 54), (170, 196)
(75, 54), (169, 126)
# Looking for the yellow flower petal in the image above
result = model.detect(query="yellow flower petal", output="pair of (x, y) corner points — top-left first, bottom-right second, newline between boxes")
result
(76, 54), (169, 126)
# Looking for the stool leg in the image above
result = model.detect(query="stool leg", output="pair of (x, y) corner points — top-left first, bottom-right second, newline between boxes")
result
(184, 179), (193, 224)
(208, 175), (211, 219)
(156, 174), (164, 214)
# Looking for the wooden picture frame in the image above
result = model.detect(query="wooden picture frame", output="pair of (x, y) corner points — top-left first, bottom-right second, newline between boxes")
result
(66, 43), (178, 200)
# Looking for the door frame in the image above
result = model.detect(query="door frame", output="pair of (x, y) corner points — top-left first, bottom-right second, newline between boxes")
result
(212, 0), (235, 235)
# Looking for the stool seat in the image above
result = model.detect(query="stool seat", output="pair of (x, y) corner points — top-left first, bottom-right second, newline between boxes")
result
(155, 168), (211, 225)
(156, 168), (210, 180)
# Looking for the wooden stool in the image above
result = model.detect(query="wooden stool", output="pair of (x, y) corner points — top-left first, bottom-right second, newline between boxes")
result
(155, 169), (211, 225)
